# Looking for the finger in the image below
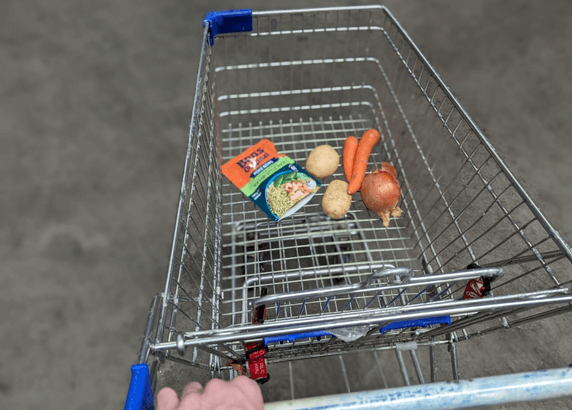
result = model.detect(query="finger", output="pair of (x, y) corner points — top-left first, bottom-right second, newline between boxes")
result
(201, 377), (264, 410)
(181, 381), (203, 398)
(157, 387), (180, 410)
(202, 378), (227, 397)
(179, 391), (203, 410)
(230, 375), (260, 391)
(230, 377), (265, 409)
(200, 379), (231, 409)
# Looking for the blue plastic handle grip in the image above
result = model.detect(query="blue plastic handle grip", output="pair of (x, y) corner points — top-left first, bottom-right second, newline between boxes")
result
(380, 316), (451, 334)
(125, 364), (155, 410)
(203, 9), (253, 46)
(264, 331), (334, 346)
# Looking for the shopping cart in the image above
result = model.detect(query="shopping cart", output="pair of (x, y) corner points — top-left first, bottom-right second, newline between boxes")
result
(125, 6), (572, 409)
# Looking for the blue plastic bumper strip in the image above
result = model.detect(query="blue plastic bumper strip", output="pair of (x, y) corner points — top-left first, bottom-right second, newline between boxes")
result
(380, 316), (451, 334)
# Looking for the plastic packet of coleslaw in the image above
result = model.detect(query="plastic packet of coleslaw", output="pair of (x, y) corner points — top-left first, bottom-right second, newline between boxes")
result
(222, 139), (321, 221)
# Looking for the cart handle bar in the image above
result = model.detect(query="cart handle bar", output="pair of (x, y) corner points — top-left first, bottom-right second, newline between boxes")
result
(264, 366), (572, 410)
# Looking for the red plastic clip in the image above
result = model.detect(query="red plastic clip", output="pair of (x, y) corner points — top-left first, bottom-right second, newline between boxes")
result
(244, 341), (267, 360)
(244, 341), (270, 383)
(248, 357), (269, 382)
(462, 278), (486, 299)
(243, 288), (270, 384)
(463, 263), (494, 299)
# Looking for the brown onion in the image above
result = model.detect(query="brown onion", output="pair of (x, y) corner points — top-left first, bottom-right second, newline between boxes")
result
(380, 162), (397, 180)
(361, 168), (402, 227)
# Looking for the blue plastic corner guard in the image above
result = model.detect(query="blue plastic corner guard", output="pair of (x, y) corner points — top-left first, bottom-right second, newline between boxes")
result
(380, 315), (451, 334)
(203, 9), (253, 46)
(264, 331), (334, 346)
(125, 364), (155, 410)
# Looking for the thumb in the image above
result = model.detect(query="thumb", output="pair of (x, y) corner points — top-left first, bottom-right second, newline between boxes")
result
(157, 387), (180, 410)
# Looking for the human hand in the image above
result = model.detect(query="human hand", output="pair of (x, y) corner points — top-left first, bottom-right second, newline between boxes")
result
(157, 376), (264, 410)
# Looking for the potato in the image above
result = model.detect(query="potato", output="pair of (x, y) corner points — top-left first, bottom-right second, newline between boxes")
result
(306, 145), (339, 179)
(322, 180), (352, 219)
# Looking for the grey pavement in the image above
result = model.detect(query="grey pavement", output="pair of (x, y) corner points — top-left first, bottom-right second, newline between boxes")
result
(2, 1), (572, 409)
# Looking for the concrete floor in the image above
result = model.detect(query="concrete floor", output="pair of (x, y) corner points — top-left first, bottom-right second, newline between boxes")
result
(2, 1), (572, 409)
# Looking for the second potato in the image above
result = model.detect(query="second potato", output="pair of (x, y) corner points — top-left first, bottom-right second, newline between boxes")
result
(322, 180), (352, 219)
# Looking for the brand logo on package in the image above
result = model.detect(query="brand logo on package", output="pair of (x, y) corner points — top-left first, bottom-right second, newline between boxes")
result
(236, 148), (269, 173)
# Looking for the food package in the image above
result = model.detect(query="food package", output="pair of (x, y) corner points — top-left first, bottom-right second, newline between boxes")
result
(222, 139), (321, 221)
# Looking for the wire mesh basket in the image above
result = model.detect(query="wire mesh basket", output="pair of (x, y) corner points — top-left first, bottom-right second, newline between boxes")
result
(127, 6), (572, 409)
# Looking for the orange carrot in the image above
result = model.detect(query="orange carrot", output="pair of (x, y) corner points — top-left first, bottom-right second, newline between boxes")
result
(347, 129), (381, 195)
(343, 136), (359, 183)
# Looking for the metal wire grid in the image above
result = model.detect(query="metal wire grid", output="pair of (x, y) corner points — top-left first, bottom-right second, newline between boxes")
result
(145, 7), (572, 380)
(261, 347), (432, 402)
(143, 26), (226, 376)
(219, 116), (423, 327)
